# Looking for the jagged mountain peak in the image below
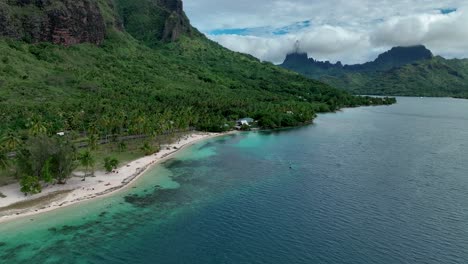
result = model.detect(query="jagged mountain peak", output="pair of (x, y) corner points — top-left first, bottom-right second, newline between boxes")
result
(372, 45), (433, 66)
(281, 44), (434, 74)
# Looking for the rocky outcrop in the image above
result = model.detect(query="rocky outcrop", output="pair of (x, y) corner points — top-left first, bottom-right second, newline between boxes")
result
(359, 45), (433, 71)
(0, 0), (195, 46)
(161, 7), (191, 42)
(113, 0), (194, 43)
(157, 0), (192, 41)
(0, 0), (106, 46)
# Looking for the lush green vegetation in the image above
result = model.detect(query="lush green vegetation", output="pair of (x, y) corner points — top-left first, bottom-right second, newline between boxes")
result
(13, 135), (76, 194)
(0, 0), (394, 192)
(104, 157), (119, 173)
(281, 47), (468, 99)
(0, 34), (394, 136)
(0, 0), (394, 137)
(321, 57), (468, 98)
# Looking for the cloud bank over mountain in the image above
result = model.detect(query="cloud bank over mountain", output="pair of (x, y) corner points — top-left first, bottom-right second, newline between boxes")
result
(185, 0), (468, 64)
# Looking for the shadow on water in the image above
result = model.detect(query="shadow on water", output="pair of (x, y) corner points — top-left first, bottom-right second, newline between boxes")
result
(257, 126), (311, 135)
(0, 243), (31, 261)
(124, 187), (191, 208)
(197, 134), (238, 150)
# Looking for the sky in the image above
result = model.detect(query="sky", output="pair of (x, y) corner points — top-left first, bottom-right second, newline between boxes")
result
(184, 0), (468, 65)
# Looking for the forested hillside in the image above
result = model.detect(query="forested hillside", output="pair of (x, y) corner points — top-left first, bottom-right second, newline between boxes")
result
(322, 57), (468, 98)
(281, 45), (468, 98)
(0, 0), (393, 190)
(0, 0), (390, 135)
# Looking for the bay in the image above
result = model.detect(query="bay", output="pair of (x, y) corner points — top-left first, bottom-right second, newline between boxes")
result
(1, 97), (468, 264)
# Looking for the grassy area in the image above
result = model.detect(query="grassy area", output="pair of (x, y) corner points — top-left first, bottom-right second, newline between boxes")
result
(0, 132), (187, 184)
(0, 169), (16, 187)
(76, 132), (185, 171)
(76, 140), (148, 171)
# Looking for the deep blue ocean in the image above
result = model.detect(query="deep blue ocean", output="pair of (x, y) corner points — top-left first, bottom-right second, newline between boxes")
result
(1, 97), (468, 263)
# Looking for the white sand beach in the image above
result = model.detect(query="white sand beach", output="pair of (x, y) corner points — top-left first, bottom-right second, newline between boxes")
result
(0, 132), (230, 223)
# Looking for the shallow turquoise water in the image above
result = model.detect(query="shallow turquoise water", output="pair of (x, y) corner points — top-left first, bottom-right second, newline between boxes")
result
(1, 97), (468, 263)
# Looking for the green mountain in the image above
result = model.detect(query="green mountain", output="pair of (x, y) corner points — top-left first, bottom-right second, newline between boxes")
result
(281, 45), (468, 98)
(0, 0), (391, 137)
(347, 45), (434, 72)
(0, 0), (395, 189)
(281, 45), (433, 76)
(323, 57), (468, 98)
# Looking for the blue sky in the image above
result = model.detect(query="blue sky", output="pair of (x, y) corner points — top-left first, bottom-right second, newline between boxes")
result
(440, 8), (457, 14)
(209, 21), (312, 36)
(184, 0), (468, 64)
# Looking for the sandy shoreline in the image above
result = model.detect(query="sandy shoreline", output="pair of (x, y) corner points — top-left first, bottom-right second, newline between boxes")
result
(0, 131), (232, 223)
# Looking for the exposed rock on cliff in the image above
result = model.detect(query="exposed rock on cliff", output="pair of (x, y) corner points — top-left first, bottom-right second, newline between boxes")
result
(0, 0), (195, 46)
(115, 0), (194, 43)
(158, 0), (192, 41)
(0, 0), (106, 45)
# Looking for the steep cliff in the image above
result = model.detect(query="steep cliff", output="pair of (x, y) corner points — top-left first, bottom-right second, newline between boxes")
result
(115, 0), (195, 44)
(0, 0), (106, 45)
(158, 0), (193, 41)
(0, 0), (195, 46)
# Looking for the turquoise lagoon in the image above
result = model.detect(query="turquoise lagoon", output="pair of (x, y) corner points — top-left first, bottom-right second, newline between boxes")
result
(1, 97), (468, 263)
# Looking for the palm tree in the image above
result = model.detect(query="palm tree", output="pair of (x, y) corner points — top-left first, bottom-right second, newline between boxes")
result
(79, 151), (95, 180)
(87, 133), (99, 151)
(98, 115), (111, 144)
(74, 110), (86, 133)
(0, 130), (22, 151)
(134, 115), (147, 135)
(28, 120), (48, 136)
(87, 122), (98, 137)
(0, 148), (9, 170)
(109, 111), (127, 140)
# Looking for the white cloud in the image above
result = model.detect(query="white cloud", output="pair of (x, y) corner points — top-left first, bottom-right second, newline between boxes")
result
(210, 25), (376, 64)
(209, 35), (295, 63)
(184, 0), (468, 64)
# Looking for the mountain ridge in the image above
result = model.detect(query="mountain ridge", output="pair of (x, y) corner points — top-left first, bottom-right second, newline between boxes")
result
(280, 45), (468, 98)
(281, 45), (434, 77)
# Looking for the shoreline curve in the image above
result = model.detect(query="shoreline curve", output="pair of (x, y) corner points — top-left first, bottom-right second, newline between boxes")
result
(0, 131), (234, 224)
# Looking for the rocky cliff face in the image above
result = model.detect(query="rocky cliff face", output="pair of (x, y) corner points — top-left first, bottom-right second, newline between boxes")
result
(282, 52), (343, 71)
(114, 0), (194, 43)
(0, 0), (106, 46)
(159, 0), (193, 41)
(281, 52), (309, 68)
(0, 0), (195, 46)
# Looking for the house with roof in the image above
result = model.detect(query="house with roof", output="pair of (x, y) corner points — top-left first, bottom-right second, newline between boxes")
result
(235, 117), (255, 130)
(236, 117), (254, 126)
